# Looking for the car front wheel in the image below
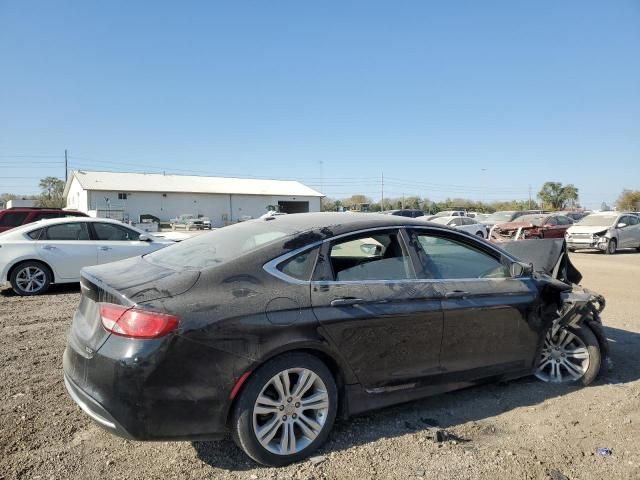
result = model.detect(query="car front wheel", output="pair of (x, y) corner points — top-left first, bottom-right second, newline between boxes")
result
(535, 324), (601, 386)
(605, 238), (617, 255)
(231, 353), (338, 466)
(10, 261), (52, 296)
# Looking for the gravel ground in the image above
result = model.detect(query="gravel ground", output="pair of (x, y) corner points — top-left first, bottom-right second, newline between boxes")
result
(1, 251), (639, 479)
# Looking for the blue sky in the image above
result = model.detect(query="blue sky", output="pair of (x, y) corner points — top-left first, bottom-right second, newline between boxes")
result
(1, 1), (638, 208)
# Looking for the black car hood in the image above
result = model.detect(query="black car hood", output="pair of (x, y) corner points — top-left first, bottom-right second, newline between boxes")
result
(500, 239), (582, 285)
(81, 256), (200, 304)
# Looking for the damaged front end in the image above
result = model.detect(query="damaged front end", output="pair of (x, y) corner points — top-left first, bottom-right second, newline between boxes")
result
(501, 239), (611, 372)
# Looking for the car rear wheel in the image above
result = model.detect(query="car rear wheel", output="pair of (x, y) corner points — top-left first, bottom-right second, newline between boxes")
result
(535, 324), (600, 386)
(231, 353), (338, 466)
(476, 231), (485, 237)
(10, 261), (52, 296)
(605, 238), (617, 255)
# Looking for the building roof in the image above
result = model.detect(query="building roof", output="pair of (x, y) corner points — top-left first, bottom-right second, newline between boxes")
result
(64, 170), (324, 197)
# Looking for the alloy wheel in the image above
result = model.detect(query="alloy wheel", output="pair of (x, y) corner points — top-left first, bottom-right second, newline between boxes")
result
(15, 266), (47, 293)
(535, 327), (590, 383)
(252, 368), (330, 455)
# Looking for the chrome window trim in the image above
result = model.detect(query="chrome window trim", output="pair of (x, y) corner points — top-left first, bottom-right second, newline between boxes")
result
(263, 224), (526, 285)
(263, 240), (323, 285)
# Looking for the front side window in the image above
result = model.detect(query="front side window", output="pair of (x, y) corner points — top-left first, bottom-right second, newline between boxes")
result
(327, 231), (413, 281)
(0, 212), (28, 227)
(93, 223), (140, 241)
(414, 233), (509, 279)
(44, 222), (90, 240)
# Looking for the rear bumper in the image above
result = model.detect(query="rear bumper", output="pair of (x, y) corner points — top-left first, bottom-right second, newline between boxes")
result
(62, 334), (239, 441)
(64, 373), (134, 439)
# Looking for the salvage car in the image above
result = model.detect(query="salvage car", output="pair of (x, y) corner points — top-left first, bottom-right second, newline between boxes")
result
(481, 210), (547, 229)
(0, 207), (88, 233)
(63, 213), (607, 466)
(490, 213), (573, 242)
(0, 217), (174, 295)
(565, 212), (640, 254)
(427, 215), (488, 238)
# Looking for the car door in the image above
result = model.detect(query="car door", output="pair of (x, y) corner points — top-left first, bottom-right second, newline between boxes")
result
(540, 216), (563, 238)
(408, 228), (539, 378)
(90, 222), (155, 264)
(627, 215), (640, 247)
(36, 222), (97, 280)
(310, 228), (444, 390)
(617, 215), (639, 247)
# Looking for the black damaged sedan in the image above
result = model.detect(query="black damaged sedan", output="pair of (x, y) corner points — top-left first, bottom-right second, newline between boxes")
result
(63, 213), (607, 466)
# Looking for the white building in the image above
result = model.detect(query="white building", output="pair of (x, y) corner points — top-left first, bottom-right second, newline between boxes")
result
(64, 170), (323, 227)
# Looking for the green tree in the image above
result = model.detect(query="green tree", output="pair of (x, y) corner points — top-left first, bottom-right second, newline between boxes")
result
(37, 176), (66, 208)
(616, 190), (640, 211)
(537, 182), (579, 210)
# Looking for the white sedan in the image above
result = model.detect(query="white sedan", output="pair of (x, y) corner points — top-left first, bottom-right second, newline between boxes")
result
(427, 216), (488, 238)
(0, 217), (174, 295)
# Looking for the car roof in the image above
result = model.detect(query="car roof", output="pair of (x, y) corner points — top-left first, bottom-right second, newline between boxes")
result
(258, 212), (439, 234)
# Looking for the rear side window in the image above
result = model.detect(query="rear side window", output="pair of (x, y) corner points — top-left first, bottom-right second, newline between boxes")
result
(27, 228), (44, 240)
(277, 247), (319, 281)
(414, 233), (509, 279)
(0, 212), (28, 227)
(93, 223), (140, 241)
(44, 222), (90, 240)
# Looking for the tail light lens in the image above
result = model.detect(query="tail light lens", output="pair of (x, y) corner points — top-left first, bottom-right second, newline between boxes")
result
(99, 303), (179, 339)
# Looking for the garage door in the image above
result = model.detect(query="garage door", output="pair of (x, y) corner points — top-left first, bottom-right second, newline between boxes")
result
(278, 201), (309, 214)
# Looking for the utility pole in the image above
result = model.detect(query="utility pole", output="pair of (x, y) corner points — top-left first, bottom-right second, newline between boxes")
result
(528, 185), (532, 209)
(64, 149), (68, 182)
(380, 172), (384, 212)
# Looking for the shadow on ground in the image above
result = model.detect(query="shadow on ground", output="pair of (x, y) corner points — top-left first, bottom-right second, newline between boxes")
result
(193, 325), (640, 470)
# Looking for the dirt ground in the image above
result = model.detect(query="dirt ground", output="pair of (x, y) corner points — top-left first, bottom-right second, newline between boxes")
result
(1, 251), (639, 480)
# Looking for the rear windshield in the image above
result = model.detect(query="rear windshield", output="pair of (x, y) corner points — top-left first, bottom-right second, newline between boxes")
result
(576, 214), (617, 227)
(145, 220), (300, 270)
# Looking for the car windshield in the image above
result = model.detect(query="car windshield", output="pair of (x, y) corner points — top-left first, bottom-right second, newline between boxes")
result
(576, 214), (617, 227)
(484, 211), (515, 223)
(145, 220), (300, 270)
(515, 214), (547, 226)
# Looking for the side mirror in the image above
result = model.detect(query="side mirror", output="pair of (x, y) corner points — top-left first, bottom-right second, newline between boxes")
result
(617, 222), (627, 229)
(510, 261), (533, 278)
(139, 233), (152, 242)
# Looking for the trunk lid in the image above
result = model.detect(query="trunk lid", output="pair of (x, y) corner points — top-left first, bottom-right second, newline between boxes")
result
(67, 256), (199, 358)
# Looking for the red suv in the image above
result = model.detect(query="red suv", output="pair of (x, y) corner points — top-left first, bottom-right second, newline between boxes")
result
(0, 208), (88, 233)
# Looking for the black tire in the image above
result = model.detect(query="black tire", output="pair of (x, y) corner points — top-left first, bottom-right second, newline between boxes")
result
(568, 248), (576, 253)
(9, 261), (52, 296)
(605, 238), (617, 255)
(476, 231), (485, 238)
(231, 353), (338, 466)
(535, 324), (601, 386)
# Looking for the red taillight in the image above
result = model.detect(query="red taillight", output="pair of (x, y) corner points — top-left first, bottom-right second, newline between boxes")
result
(99, 303), (179, 339)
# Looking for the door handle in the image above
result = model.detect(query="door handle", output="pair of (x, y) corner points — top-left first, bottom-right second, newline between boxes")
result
(41, 245), (56, 251)
(444, 290), (469, 299)
(98, 246), (112, 251)
(330, 297), (365, 307)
